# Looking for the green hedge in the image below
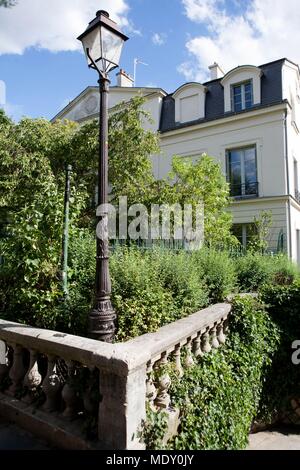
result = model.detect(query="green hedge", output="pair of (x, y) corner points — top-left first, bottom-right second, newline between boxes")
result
(1, 229), (299, 340)
(234, 253), (299, 292)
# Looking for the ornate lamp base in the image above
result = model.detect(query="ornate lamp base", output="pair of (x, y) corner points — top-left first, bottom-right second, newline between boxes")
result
(89, 298), (116, 343)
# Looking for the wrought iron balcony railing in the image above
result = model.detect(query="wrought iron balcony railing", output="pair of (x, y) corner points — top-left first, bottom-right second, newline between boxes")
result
(295, 189), (300, 205)
(230, 182), (259, 199)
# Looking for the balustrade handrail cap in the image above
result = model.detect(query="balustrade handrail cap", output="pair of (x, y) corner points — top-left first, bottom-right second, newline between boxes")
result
(0, 303), (231, 373)
(0, 320), (150, 374)
(124, 303), (231, 359)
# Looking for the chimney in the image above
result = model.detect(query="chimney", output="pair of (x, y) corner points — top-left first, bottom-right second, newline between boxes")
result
(116, 69), (134, 87)
(208, 62), (224, 80)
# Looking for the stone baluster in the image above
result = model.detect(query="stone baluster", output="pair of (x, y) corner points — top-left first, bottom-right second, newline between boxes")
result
(185, 338), (195, 368)
(211, 323), (220, 349)
(146, 361), (157, 411)
(62, 361), (78, 419)
(202, 327), (212, 354)
(83, 367), (99, 415)
(23, 349), (42, 403)
(193, 332), (204, 359)
(42, 355), (62, 412)
(7, 344), (26, 397)
(154, 353), (171, 410)
(217, 320), (226, 345)
(173, 344), (183, 378)
(0, 340), (8, 385)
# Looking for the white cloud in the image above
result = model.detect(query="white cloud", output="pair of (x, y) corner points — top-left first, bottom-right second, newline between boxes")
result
(0, 0), (130, 55)
(180, 0), (300, 82)
(152, 32), (167, 46)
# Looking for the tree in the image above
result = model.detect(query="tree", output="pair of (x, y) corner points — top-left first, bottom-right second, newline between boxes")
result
(248, 210), (273, 253)
(0, 98), (159, 329)
(0, 115), (86, 328)
(155, 154), (236, 246)
(52, 96), (159, 208)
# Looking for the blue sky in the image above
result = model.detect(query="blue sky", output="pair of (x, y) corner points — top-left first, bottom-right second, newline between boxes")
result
(0, 0), (300, 121)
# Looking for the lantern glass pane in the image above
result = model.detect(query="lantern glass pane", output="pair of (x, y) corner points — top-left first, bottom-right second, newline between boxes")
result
(81, 27), (101, 68)
(100, 27), (124, 72)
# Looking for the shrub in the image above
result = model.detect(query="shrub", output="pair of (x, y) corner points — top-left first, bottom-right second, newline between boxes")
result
(153, 250), (209, 316)
(111, 247), (209, 341)
(193, 248), (237, 302)
(234, 253), (273, 292)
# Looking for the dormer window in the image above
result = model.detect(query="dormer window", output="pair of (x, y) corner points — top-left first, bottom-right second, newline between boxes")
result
(232, 81), (253, 111)
(173, 83), (207, 124)
(221, 65), (262, 113)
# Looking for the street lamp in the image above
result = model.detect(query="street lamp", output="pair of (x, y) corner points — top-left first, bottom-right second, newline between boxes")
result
(77, 11), (129, 342)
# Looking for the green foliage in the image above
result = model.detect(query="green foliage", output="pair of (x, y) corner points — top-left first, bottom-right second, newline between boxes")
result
(160, 297), (280, 450)
(193, 248), (237, 302)
(235, 253), (299, 292)
(156, 155), (236, 246)
(0, 116), (87, 328)
(108, 96), (159, 206)
(141, 406), (169, 450)
(248, 210), (273, 253)
(0, 99), (159, 329)
(258, 281), (300, 420)
(111, 247), (209, 341)
(49, 96), (159, 209)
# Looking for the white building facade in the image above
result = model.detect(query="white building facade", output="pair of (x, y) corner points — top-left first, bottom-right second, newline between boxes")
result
(53, 60), (300, 262)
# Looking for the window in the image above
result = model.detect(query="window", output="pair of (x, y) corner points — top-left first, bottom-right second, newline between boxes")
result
(231, 81), (253, 111)
(232, 223), (257, 248)
(226, 146), (258, 198)
(221, 65), (261, 113)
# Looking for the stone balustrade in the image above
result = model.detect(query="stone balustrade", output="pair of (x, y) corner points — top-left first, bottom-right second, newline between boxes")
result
(0, 303), (231, 449)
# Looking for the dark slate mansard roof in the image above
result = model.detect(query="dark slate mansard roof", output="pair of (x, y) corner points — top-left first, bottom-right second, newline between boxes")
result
(159, 58), (286, 133)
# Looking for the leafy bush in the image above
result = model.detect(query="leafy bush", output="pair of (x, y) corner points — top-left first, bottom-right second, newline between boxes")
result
(234, 253), (299, 292)
(193, 248), (237, 302)
(111, 247), (209, 341)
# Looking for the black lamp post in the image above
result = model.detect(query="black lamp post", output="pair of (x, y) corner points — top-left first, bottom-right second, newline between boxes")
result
(77, 11), (129, 342)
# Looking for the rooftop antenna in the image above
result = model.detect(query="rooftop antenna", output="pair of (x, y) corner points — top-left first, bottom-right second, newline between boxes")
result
(133, 58), (148, 86)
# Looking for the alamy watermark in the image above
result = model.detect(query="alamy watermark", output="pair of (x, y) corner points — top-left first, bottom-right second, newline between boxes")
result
(95, 196), (204, 251)
(292, 340), (300, 364)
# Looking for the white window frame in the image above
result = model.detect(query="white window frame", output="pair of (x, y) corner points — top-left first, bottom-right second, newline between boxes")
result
(231, 80), (253, 111)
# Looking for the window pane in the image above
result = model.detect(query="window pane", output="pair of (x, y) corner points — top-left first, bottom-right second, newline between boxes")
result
(244, 148), (257, 194)
(227, 147), (257, 197)
(233, 85), (242, 111)
(233, 85), (242, 96)
(244, 82), (252, 93)
(232, 81), (253, 111)
(228, 150), (242, 195)
(234, 100), (242, 111)
(232, 224), (243, 245)
(244, 82), (253, 108)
